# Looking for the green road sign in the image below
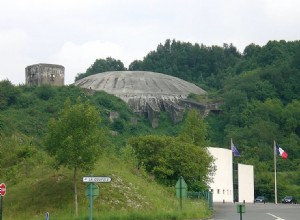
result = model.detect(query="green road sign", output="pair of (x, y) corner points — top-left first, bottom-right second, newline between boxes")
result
(237, 204), (245, 213)
(85, 183), (99, 199)
(175, 176), (187, 199)
(175, 176), (188, 210)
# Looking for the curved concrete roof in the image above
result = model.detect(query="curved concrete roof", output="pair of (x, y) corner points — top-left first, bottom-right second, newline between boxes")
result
(75, 71), (206, 112)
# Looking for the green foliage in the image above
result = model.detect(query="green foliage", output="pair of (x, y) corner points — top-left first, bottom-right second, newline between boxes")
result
(2, 39), (300, 213)
(3, 148), (212, 220)
(76, 57), (127, 81)
(178, 109), (208, 147)
(44, 98), (103, 171)
(91, 91), (132, 121)
(0, 134), (49, 184)
(128, 135), (214, 191)
(0, 80), (20, 109)
(0, 84), (87, 136)
(110, 118), (126, 133)
(129, 39), (241, 89)
(35, 84), (56, 100)
(44, 97), (109, 215)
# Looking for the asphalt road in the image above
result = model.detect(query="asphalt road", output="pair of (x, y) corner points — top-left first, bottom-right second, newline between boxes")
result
(211, 202), (300, 220)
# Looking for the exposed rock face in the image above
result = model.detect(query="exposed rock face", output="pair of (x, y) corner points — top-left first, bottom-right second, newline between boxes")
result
(25, 63), (65, 86)
(75, 71), (208, 127)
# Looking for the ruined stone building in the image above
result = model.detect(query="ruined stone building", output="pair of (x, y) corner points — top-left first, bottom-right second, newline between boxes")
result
(75, 71), (219, 127)
(25, 63), (65, 86)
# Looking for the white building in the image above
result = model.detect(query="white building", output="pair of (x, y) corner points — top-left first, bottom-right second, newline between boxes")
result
(207, 147), (254, 203)
(237, 163), (254, 203)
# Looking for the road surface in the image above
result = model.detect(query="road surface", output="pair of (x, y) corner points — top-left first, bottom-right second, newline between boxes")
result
(211, 202), (300, 220)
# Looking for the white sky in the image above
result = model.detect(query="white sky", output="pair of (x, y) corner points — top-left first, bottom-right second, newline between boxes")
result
(1, 0), (300, 85)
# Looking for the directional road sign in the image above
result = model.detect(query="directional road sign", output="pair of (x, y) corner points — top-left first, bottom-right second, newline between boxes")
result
(83, 176), (111, 183)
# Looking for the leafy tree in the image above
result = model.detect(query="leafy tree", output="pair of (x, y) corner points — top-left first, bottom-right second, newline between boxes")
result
(243, 43), (261, 58)
(128, 60), (143, 70)
(0, 113), (3, 132)
(222, 89), (248, 127)
(283, 100), (300, 135)
(44, 97), (103, 216)
(292, 45), (300, 69)
(257, 40), (289, 66)
(75, 57), (127, 81)
(35, 85), (56, 100)
(129, 39), (241, 89)
(129, 135), (214, 191)
(254, 169), (274, 201)
(0, 80), (20, 109)
(0, 134), (44, 184)
(178, 109), (207, 147)
(110, 118), (125, 133)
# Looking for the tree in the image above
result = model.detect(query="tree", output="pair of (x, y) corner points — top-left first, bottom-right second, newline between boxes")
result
(128, 60), (143, 70)
(44, 97), (103, 216)
(178, 109), (207, 147)
(129, 135), (214, 190)
(127, 39), (241, 89)
(0, 80), (20, 109)
(75, 57), (127, 81)
(35, 85), (56, 100)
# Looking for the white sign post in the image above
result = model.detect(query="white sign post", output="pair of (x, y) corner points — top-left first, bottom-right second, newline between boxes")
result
(82, 176), (111, 183)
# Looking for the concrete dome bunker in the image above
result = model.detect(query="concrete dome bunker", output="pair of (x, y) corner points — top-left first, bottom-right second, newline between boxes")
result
(75, 71), (208, 127)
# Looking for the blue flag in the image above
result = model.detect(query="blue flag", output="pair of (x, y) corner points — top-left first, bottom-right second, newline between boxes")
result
(231, 139), (240, 157)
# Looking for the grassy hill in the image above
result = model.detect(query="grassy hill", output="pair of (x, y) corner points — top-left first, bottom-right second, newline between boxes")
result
(0, 83), (211, 220)
(3, 152), (211, 220)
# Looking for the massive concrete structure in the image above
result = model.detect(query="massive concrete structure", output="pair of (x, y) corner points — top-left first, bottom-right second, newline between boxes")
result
(75, 71), (206, 111)
(75, 71), (209, 126)
(25, 63), (65, 86)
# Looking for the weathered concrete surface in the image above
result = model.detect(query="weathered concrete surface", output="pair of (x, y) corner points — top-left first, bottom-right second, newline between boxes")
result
(25, 63), (65, 86)
(75, 71), (207, 113)
(146, 101), (160, 128)
(180, 100), (222, 117)
(162, 100), (185, 124)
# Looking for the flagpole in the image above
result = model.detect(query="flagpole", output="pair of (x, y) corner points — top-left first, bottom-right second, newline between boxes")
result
(274, 140), (277, 204)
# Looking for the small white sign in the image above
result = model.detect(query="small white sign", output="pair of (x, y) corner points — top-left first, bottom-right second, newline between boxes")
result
(83, 176), (112, 183)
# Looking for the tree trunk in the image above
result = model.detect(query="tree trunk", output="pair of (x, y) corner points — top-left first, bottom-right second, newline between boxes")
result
(74, 166), (78, 216)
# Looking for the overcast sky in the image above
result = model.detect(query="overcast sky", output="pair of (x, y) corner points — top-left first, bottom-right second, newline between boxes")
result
(1, 0), (300, 85)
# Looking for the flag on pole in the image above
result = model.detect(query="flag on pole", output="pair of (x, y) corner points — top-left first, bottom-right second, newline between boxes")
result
(276, 143), (288, 159)
(274, 141), (288, 204)
(231, 139), (240, 156)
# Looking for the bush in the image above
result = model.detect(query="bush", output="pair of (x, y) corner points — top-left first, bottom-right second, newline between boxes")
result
(0, 80), (20, 109)
(35, 85), (56, 100)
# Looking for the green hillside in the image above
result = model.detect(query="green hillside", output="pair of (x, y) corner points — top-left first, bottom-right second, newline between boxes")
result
(1, 39), (300, 219)
(0, 84), (211, 220)
(3, 153), (210, 220)
(77, 39), (300, 202)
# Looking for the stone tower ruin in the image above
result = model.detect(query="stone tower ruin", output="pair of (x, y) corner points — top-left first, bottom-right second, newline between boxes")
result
(25, 63), (65, 86)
